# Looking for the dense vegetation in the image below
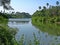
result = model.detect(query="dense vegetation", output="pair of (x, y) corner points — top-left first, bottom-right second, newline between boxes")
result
(0, 0), (14, 44)
(32, 18), (60, 36)
(0, 12), (18, 45)
(32, 1), (60, 23)
(0, 13), (8, 24)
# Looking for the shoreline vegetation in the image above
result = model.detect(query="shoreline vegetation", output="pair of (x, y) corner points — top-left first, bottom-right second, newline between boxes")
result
(0, 12), (18, 45)
(32, 1), (60, 24)
(32, 18), (60, 36)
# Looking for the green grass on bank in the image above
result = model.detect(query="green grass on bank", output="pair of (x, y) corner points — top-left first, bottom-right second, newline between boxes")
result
(32, 17), (60, 36)
(0, 14), (18, 45)
(32, 16), (60, 23)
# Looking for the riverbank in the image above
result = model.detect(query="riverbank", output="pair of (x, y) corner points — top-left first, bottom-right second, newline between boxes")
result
(0, 13), (18, 45)
(32, 3), (60, 34)
(32, 2), (60, 23)
(32, 16), (60, 23)
(32, 17), (60, 36)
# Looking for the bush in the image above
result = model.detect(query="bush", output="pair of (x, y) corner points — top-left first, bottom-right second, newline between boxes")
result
(0, 25), (18, 45)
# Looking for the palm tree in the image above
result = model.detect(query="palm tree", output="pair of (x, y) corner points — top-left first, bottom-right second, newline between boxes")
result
(46, 3), (49, 7)
(39, 6), (41, 10)
(43, 6), (46, 9)
(42, 6), (46, 16)
(56, 1), (59, 16)
(46, 3), (50, 17)
(56, 1), (59, 6)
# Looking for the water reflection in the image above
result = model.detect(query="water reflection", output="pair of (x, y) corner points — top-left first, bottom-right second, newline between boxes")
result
(32, 21), (60, 45)
(32, 22), (60, 36)
(8, 18), (30, 25)
(8, 18), (60, 45)
(9, 21), (29, 24)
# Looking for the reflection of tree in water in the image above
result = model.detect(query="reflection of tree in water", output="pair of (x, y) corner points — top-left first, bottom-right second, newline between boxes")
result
(10, 21), (29, 24)
(32, 21), (60, 36)
(32, 21), (60, 45)
(9, 19), (30, 24)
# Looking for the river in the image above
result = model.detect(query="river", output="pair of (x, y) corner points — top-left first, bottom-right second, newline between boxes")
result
(8, 18), (60, 45)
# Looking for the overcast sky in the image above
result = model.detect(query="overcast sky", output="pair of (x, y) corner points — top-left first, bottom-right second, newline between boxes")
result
(0, 0), (60, 14)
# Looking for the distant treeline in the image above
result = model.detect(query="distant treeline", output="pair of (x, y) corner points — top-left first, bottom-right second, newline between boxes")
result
(0, 12), (31, 18)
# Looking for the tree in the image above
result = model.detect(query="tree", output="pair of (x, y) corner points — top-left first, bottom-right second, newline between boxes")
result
(46, 3), (49, 17)
(56, 1), (59, 16)
(46, 3), (49, 8)
(43, 6), (46, 9)
(39, 6), (41, 10)
(42, 6), (46, 16)
(0, 0), (14, 13)
(56, 1), (59, 6)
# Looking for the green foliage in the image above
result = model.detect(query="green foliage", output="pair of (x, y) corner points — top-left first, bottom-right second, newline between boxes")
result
(33, 33), (40, 45)
(32, 17), (60, 36)
(4, 12), (31, 18)
(32, 1), (60, 23)
(0, 0), (13, 10)
(56, 1), (59, 6)
(0, 13), (8, 24)
(19, 34), (24, 45)
(0, 25), (15, 45)
(46, 3), (49, 7)
(0, 14), (18, 45)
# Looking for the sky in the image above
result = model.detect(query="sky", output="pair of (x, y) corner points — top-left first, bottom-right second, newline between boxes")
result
(0, 0), (60, 14)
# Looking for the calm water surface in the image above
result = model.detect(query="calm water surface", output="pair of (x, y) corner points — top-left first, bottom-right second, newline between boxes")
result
(8, 18), (60, 45)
